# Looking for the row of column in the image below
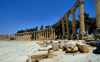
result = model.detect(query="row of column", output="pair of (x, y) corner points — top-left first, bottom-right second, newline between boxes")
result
(61, 2), (85, 36)
(33, 27), (55, 40)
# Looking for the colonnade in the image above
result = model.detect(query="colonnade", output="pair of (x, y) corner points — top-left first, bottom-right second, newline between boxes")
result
(60, 0), (85, 39)
(33, 27), (55, 40)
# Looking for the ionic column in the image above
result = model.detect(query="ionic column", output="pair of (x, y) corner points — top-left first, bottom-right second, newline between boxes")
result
(95, 0), (100, 29)
(45, 30), (46, 40)
(62, 19), (65, 36)
(72, 9), (76, 34)
(66, 15), (70, 35)
(79, 2), (85, 34)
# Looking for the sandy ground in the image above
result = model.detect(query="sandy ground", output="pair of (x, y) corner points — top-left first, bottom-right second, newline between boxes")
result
(49, 45), (100, 62)
(0, 41), (40, 62)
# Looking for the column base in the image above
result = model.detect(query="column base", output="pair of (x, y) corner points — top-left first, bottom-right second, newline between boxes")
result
(94, 28), (100, 39)
(67, 34), (71, 40)
(71, 34), (77, 40)
(78, 33), (86, 40)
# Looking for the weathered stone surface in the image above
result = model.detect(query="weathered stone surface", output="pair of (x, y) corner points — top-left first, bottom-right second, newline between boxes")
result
(39, 42), (43, 47)
(38, 47), (49, 51)
(61, 40), (65, 48)
(76, 43), (89, 53)
(47, 45), (52, 50)
(47, 41), (50, 44)
(64, 42), (78, 52)
(31, 51), (48, 62)
(39, 58), (64, 62)
(52, 41), (58, 51)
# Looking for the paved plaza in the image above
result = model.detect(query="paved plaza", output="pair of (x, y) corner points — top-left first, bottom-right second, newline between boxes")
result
(0, 41), (40, 62)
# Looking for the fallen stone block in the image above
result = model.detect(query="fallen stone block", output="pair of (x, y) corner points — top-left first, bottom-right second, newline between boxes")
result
(76, 43), (89, 53)
(31, 51), (48, 62)
(64, 42), (78, 52)
(66, 46), (78, 53)
(38, 47), (49, 51)
(61, 40), (65, 48)
(47, 45), (52, 50)
(52, 41), (58, 51)
(47, 41), (50, 44)
(39, 58), (64, 62)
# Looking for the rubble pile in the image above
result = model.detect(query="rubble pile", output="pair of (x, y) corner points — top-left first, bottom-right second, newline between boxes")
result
(28, 40), (89, 62)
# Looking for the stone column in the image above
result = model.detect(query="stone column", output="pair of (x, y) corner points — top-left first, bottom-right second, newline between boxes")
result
(62, 19), (65, 36)
(54, 29), (55, 40)
(95, 0), (100, 28)
(66, 15), (70, 35)
(47, 29), (48, 40)
(72, 9), (76, 34)
(43, 30), (44, 40)
(34, 32), (35, 40)
(71, 9), (77, 40)
(49, 28), (50, 40)
(52, 27), (53, 40)
(94, 0), (100, 39)
(45, 30), (46, 40)
(79, 2), (85, 34)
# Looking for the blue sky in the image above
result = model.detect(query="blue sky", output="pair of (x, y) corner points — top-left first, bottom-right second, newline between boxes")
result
(0, 0), (96, 35)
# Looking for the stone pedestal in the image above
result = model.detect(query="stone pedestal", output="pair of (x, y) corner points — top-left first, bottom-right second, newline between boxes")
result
(67, 34), (71, 40)
(71, 34), (77, 40)
(78, 33), (86, 40)
(94, 29), (100, 39)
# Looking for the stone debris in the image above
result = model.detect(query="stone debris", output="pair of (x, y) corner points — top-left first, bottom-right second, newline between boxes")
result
(31, 51), (48, 62)
(64, 42), (78, 53)
(76, 43), (89, 53)
(38, 47), (49, 51)
(52, 41), (59, 51)
(47, 45), (52, 50)
(60, 40), (65, 49)
(39, 58), (65, 62)
(47, 41), (50, 44)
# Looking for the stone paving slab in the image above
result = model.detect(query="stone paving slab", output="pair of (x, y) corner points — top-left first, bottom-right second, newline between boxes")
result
(0, 41), (40, 62)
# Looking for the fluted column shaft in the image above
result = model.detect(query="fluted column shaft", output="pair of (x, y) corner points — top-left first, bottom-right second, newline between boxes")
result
(62, 19), (65, 36)
(72, 9), (76, 34)
(95, 0), (100, 29)
(79, 3), (85, 33)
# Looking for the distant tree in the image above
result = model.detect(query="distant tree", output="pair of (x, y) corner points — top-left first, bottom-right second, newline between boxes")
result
(45, 25), (50, 29)
(17, 30), (25, 33)
(35, 26), (38, 31)
(40, 25), (43, 30)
